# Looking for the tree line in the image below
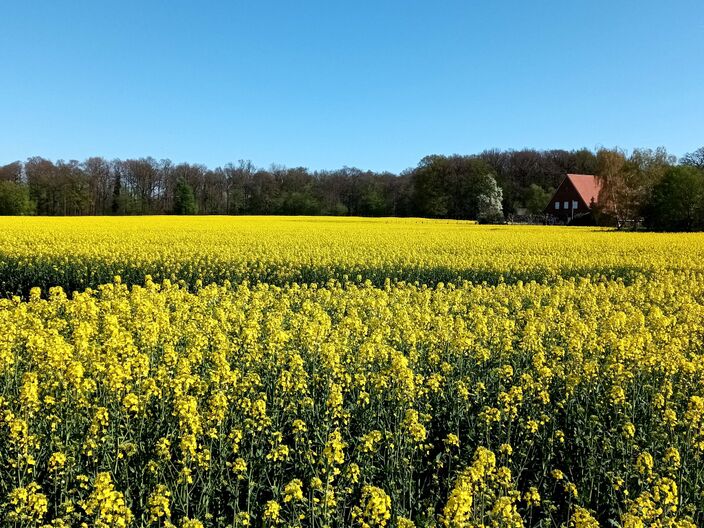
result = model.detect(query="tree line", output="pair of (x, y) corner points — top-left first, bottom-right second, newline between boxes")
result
(594, 147), (704, 230)
(1, 146), (703, 229)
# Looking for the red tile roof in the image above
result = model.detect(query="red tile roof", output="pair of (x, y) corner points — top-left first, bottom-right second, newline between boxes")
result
(566, 174), (601, 206)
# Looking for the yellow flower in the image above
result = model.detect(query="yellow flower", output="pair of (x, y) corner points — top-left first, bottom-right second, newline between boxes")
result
(7, 482), (48, 523)
(563, 482), (579, 498)
(48, 451), (67, 473)
(263, 500), (281, 524)
(444, 433), (461, 449)
(524, 487), (541, 507)
(403, 409), (427, 443)
(266, 444), (290, 462)
(664, 408), (678, 428)
(19, 372), (40, 414)
(397, 516), (415, 528)
(81, 472), (133, 528)
(663, 446), (681, 472)
(622, 422), (636, 439)
(122, 392), (140, 414)
(156, 437), (171, 460)
(346, 462), (361, 483)
(292, 419), (307, 434)
(231, 457), (248, 478)
(636, 451), (654, 477)
(490, 496), (522, 528)
(570, 507), (599, 528)
(283, 479), (304, 503)
(353, 486), (391, 528)
(360, 430), (383, 453)
(323, 429), (346, 466)
(611, 385), (626, 406)
(148, 484), (171, 523)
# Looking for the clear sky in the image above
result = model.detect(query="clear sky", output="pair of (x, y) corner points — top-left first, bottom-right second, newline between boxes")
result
(1, 1), (702, 173)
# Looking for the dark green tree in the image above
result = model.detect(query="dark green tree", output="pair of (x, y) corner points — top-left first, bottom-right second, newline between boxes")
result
(111, 169), (122, 214)
(0, 181), (35, 215)
(411, 155), (500, 219)
(643, 166), (704, 230)
(173, 178), (198, 215)
(278, 191), (321, 215)
(524, 184), (553, 214)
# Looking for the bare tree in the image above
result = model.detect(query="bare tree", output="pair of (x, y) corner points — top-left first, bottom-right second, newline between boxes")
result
(0, 161), (23, 183)
(681, 147), (704, 169)
(596, 147), (673, 228)
(83, 157), (112, 214)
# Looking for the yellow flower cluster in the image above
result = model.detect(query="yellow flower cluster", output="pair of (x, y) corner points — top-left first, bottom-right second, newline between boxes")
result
(6, 482), (48, 524)
(0, 217), (702, 527)
(81, 472), (133, 528)
(442, 447), (521, 528)
(352, 486), (391, 528)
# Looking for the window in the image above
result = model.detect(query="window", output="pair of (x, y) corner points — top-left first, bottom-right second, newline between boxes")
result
(555, 202), (560, 210)
(563, 201), (569, 210)
(572, 200), (578, 209)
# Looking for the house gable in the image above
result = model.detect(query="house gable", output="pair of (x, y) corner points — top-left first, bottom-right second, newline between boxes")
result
(545, 174), (600, 217)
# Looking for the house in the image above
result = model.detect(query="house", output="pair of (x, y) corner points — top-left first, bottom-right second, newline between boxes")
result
(545, 174), (601, 222)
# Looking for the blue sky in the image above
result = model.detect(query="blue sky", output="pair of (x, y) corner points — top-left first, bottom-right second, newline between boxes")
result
(1, 1), (702, 173)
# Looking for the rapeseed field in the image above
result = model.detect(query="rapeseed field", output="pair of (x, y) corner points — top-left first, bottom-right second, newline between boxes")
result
(0, 217), (702, 527)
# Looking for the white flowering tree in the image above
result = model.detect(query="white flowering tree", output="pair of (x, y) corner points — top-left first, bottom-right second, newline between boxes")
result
(477, 174), (504, 223)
